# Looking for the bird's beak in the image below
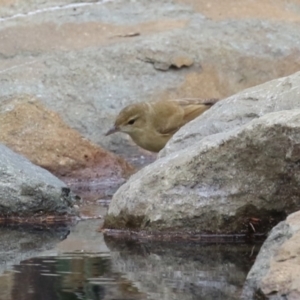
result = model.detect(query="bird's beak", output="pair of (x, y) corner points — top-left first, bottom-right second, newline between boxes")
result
(105, 125), (120, 136)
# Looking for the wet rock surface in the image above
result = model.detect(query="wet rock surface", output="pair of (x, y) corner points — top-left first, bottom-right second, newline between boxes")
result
(105, 88), (300, 233)
(0, 143), (77, 217)
(243, 211), (300, 300)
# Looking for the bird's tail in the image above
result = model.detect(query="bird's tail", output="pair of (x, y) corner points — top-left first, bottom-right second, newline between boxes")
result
(172, 98), (220, 107)
(203, 98), (219, 106)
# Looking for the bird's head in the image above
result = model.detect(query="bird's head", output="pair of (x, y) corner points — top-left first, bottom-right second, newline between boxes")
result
(105, 103), (146, 136)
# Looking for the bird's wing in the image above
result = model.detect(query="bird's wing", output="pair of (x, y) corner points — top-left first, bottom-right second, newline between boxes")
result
(173, 98), (218, 123)
(157, 121), (182, 136)
(156, 98), (218, 135)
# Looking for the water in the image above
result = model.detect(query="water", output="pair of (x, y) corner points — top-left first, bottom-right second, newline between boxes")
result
(0, 219), (261, 300)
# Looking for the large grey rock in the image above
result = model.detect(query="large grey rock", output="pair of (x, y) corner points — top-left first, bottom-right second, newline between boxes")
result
(161, 71), (300, 157)
(0, 0), (300, 159)
(243, 211), (300, 300)
(0, 143), (75, 216)
(104, 108), (300, 232)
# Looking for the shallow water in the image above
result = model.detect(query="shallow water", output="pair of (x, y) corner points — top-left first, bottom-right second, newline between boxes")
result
(0, 218), (261, 300)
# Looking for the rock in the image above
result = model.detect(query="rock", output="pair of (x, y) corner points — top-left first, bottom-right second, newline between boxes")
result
(0, 143), (75, 217)
(0, 95), (135, 195)
(160, 71), (300, 157)
(243, 211), (300, 300)
(176, 0), (300, 22)
(104, 108), (300, 232)
(0, 0), (300, 160)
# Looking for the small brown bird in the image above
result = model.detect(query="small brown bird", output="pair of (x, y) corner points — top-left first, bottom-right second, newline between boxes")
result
(105, 98), (218, 152)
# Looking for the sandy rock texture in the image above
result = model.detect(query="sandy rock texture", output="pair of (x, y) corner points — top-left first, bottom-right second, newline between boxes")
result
(0, 0), (300, 160)
(0, 143), (76, 217)
(104, 73), (300, 232)
(0, 95), (135, 198)
(243, 211), (300, 300)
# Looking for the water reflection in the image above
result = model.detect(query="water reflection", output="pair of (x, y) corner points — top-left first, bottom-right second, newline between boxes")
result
(9, 253), (144, 300)
(0, 220), (261, 300)
(105, 238), (261, 300)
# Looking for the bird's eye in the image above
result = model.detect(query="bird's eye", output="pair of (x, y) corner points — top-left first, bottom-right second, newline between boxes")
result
(128, 119), (135, 125)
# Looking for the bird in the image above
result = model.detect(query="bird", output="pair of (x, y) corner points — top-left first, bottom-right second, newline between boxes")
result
(105, 98), (219, 152)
